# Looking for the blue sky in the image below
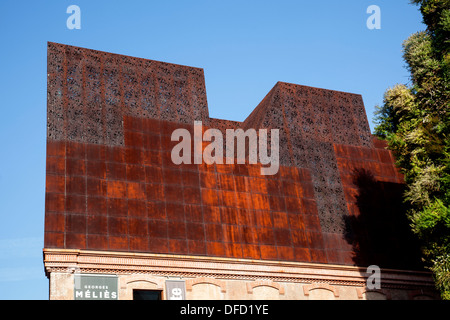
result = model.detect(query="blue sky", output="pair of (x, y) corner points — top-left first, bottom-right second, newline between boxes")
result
(0, 1), (424, 299)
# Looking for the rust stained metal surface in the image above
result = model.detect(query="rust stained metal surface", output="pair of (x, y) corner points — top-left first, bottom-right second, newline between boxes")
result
(44, 43), (422, 269)
(47, 42), (210, 145)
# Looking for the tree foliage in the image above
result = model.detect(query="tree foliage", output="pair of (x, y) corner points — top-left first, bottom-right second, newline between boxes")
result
(374, 0), (450, 299)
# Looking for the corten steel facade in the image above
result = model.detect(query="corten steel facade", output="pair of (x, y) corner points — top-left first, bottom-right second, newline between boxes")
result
(43, 43), (437, 300)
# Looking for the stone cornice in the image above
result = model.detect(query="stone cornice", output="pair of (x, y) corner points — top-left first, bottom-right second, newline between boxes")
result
(43, 248), (435, 289)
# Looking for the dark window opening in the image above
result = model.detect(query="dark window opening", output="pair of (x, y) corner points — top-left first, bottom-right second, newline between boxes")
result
(133, 289), (162, 300)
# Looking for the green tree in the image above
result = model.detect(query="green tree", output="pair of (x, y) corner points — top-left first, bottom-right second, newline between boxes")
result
(373, 0), (450, 299)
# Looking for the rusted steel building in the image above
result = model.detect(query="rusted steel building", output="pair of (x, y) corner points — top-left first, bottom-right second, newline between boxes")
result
(43, 43), (437, 300)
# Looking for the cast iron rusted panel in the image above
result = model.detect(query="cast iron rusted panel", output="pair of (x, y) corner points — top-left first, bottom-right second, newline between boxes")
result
(47, 42), (210, 146)
(243, 82), (374, 234)
(44, 43), (419, 269)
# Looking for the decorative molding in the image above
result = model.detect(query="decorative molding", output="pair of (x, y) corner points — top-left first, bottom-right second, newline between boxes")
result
(43, 248), (435, 290)
(119, 275), (165, 290)
(186, 277), (227, 293)
(246, 280), (285, 295)
(356, 287), (391, 300)
(303, 283), (339, 297)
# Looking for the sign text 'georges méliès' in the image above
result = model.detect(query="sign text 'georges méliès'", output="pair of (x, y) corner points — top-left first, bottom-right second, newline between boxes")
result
(74, 274), (118, 300)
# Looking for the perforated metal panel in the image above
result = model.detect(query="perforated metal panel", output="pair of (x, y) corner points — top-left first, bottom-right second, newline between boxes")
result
(45, 43), (421, 269)
(47, 42), (209, 145)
